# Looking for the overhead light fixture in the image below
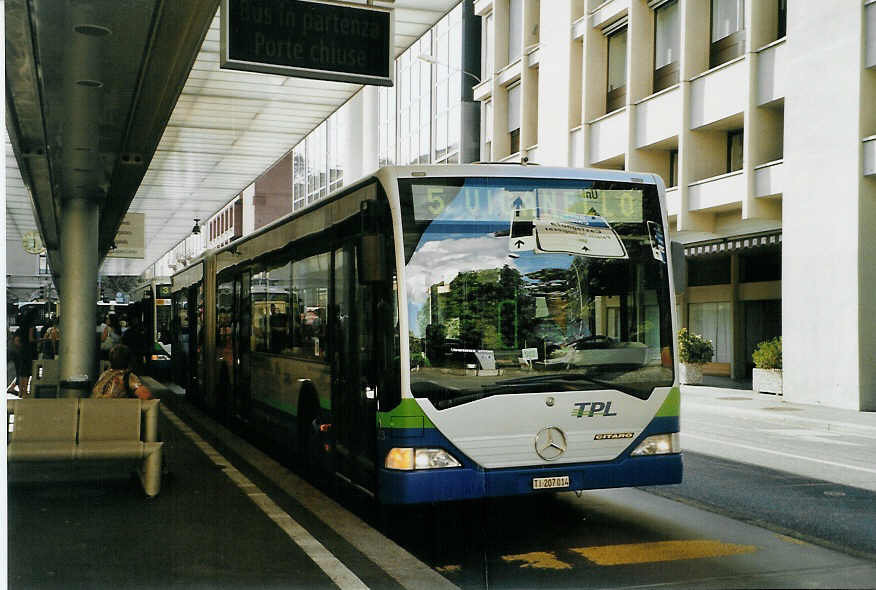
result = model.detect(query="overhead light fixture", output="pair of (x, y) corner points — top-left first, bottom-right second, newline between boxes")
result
(191, 219), (201, 235)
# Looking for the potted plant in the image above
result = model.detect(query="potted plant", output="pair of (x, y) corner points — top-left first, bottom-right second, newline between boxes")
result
(677, 328), (714, 385)
(752, 337), (782, 395)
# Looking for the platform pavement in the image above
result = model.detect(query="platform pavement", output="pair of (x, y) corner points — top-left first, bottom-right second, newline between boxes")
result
(679, 384), (876, 492)
(6, 378), (457, 590)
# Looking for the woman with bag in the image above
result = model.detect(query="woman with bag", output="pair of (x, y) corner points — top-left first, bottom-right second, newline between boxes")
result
(92, 344), (152, 399)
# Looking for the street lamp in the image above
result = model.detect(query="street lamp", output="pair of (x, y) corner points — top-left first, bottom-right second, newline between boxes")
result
(417, 54), (481, 84)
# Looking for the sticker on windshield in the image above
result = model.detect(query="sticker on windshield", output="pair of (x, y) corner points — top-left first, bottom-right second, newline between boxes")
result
(647, 221), (666, 263)
(510, 209), (627, 259)
(509, 209), (537, 252)
(535, 213), (628, 259)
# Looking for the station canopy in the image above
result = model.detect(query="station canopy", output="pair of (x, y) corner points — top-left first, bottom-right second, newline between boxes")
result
(5, 0), (459, 280)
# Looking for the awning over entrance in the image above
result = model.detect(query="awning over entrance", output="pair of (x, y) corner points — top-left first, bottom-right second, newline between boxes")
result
(683, 231), (782, 258)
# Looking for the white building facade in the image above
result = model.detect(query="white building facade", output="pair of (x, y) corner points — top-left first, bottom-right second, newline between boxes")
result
(473, 0), (875, 410)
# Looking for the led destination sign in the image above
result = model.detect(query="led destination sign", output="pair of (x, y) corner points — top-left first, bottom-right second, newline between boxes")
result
(221, 0), (393, 85)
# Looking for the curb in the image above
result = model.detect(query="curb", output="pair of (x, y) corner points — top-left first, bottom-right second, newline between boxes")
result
(681, 390), (876, 438)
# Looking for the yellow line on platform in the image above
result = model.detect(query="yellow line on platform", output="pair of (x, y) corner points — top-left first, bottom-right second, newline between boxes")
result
(570, 540), (757, 566)
(501, 552), (573, 570)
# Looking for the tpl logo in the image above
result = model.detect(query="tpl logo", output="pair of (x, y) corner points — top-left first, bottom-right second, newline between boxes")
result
(571, 401), (618, 418)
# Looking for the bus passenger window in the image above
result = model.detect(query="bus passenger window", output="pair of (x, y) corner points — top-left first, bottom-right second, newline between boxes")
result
(293, 252), (329, 360)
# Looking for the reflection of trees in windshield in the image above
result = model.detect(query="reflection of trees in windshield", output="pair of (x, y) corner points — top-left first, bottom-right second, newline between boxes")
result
(417, 264), (537, 362)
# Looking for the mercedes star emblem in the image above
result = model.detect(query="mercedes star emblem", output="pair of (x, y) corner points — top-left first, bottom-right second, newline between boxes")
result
(534, 426), (567, 461)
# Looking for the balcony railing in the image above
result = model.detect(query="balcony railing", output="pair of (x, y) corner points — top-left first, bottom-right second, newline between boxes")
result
(635, 85), (680, 148)
(666, 186), (680, 217)
(688, 170), (744, 211)
(757, 39), (786, 106)
(690, 57), (745, 129)
(754, 160), (784, 197)
(865, 136), (876, 176)
(590, 0), (629, 29)
(588, 108), (627, 164)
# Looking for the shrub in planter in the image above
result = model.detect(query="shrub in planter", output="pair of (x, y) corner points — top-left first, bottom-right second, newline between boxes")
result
(752, 337), (782, 369)
(752, 337), (782, 394)
(677, 328), (714, 384)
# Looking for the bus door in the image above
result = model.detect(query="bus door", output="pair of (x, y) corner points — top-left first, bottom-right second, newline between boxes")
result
(216, 276), (235, 420)
(171, 290), (189, 388)
(331, 245), (378, 493)
(234, 271), (252, 421)
(188, 284), (202, 400)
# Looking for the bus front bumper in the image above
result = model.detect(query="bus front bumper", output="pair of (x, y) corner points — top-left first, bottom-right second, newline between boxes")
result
(377, 452), (682, 504)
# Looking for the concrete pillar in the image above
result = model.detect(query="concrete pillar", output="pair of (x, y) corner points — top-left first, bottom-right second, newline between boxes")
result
(677, 0), (715, 233)
(460, 0), (482, 164)
(783, 4), (873, 409)
(57, 3), (109, 396)
(58, 198), (100, 397)
(730, 254), (745, 380)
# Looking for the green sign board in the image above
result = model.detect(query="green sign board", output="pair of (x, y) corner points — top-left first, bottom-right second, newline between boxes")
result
(221, 0), (394, 86)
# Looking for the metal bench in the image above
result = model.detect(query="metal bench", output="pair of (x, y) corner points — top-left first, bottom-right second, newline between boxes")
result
(7, 398), (164, 497)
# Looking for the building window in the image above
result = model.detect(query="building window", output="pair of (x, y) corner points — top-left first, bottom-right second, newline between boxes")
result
(669, 149), (678, 187)
(689, 301), (731, 363)
(38, 254), (50, 275)
(508, 0), (523, 64)
(727, 129), (743, 172)
(710, 0), (745, 68)
(397, 33), (432, 165)
(305, 121), (327, 204)
(483, 12), (494, 79)
(653, 0), (680, 92)
(378, 85), (397, 167)
(507, 83), (521, 155)
(292, 143), (306, 211)
(432, 8), (462, 164)
(606, 27), (627, 112)
(483, 99), (493, 160)
(777, 0), (786, 39)
(326, 107), (346, 193)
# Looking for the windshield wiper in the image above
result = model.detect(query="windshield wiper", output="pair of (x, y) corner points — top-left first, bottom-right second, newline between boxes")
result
(494, 373), (650, 399)
(433, 382), (565, 409)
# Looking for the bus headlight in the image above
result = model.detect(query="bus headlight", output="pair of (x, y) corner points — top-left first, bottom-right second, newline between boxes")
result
(630, 433), (680, 456)
(384, 447), (461, 470)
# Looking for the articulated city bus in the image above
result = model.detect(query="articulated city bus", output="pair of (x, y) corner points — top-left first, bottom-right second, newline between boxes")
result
(131, 279), (173, 376)
(171, 165), (682, 504)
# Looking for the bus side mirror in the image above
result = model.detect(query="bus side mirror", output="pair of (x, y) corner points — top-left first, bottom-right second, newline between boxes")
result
(670, 241), (687, 294)
(359, 234), (387, 283)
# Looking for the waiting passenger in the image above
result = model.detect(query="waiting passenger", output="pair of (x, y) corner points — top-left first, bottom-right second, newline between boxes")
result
(100, 314), (123, 360)
(92, 344), (153, 400)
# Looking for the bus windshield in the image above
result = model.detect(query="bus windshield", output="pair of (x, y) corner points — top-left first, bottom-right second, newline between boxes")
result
(399, 176), (674, 407)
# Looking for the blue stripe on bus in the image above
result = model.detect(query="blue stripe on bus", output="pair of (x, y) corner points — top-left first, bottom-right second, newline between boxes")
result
(377, 415), (681, 504)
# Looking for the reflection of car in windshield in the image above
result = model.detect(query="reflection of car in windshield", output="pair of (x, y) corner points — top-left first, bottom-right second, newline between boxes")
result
(543, 335), (648, 369)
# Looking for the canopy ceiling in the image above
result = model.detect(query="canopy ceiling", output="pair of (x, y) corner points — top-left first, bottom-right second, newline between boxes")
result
(5, 0), (459, 280)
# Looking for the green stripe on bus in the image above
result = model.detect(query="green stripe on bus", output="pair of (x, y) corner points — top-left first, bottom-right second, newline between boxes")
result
(261, 398), (298, 416)
(655, 387), (680, 417)
(377, 398), (436, 429)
